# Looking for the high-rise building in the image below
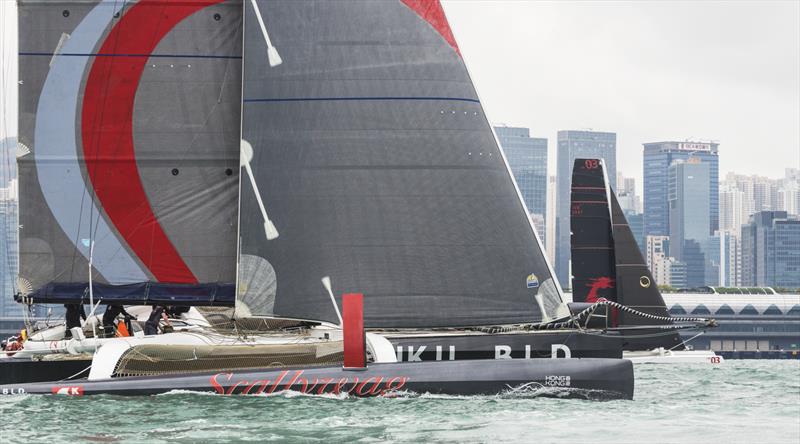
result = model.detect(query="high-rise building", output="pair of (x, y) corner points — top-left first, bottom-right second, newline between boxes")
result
(668, 259), (688, 289)
(495, 126), (548, 243)
(643, 141), (719, 238)
(615, 173), (636, 194)
(668, 159), (718, 287)
(722, 170), (800, 221)
(546, 175), (557, 265)
(530, 213), (545, 244)
(780, 169), (800, 216)
(752, 180), (778, 213)
(645, 235), (670, 286)
(778, 186), (797, 216)
(719, 183), (746, 233)
(0, 191), (18, 318)
(615, 172), (641, 214)
(626, 211), (645, 255)
(740, 211), (800, 288)
(650, 256), (672, 287)
(555, 130), (616, 287)
(719, 231), (741, 287)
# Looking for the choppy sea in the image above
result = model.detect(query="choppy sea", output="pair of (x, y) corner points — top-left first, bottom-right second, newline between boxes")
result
(1, 360), (798, 443)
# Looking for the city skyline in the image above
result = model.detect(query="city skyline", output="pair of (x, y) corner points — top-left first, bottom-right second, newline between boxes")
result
(493, 124), (797, 289)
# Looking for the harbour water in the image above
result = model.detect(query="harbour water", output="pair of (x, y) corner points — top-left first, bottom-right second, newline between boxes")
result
(1, 360), (798, 443)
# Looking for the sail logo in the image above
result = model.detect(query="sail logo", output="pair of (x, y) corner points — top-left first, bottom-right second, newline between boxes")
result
(210, 371), (408, 397)
(526, 274), (540, 289)
(496, 344), (572, 359)
(396, 345), (455, 361)
(544, 375), (571, 387)
(1, 387), (25, 395)
(51, 386), (83, 396)
(585, 276), (615, 302)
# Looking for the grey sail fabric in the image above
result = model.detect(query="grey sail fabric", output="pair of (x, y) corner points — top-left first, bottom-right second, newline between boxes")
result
(239, 0), (561, 327)
(17, 0), (242, 303)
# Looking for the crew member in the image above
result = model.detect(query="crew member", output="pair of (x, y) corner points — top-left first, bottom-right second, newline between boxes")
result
(101, 305), (134, 338)
(64, 304), (87, 339)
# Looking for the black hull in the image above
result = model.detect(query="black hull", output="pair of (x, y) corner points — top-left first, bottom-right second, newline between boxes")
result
(0, 330), (622, 385)
(0, 358), (93, 385)
(0, 358), (634, 400)
(389, 330), (623, 361)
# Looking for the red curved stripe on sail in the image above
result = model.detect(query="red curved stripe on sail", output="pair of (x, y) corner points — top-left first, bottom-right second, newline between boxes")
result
(81, 0), (224, 283)
(401, 0), (461, 56)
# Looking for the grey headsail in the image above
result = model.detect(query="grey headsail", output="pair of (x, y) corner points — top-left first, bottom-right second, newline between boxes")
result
(238, 0), (563, 327)
(571, 158), (683, 350)
(16, 0), (242, 305)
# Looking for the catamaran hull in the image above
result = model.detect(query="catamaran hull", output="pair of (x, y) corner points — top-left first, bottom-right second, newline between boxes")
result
(1, 358), (634, 400)
(0, 329), (623, 384)
(389, 330), (623, 361)
(0, 357), (93, 385)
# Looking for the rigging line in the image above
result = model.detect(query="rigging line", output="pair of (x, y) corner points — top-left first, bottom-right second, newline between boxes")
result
(58, 363), (93, 381)
(672, 331), (705, 351)
(578, 329), (690, 340)
(525, 299), (716, 331)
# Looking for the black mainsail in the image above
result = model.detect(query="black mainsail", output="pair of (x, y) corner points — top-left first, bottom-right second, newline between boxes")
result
(238, 0), (564, 327)
(571, 158), (683, 350)
(16, 0), (242, 305)
(570, 159), (617, 306)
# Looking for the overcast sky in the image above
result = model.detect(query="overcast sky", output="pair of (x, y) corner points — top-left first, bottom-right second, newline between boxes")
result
(443, 0), (800, 186)
(2, 1), (799, 188)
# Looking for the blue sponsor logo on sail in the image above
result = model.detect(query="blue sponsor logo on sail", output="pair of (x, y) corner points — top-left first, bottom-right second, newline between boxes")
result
(526, 273), (539, 289)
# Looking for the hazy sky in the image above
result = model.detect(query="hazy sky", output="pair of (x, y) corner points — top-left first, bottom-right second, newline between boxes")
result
(442, 0), (800, 186)
(2, 1), (799, 188)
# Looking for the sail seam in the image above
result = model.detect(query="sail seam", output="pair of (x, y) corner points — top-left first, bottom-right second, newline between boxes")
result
(20, 52), (241, 59)
(243, 96), (479, 103)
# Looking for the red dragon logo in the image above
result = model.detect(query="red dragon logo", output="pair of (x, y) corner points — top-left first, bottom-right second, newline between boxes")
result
(585, 277), (615, 303)
(585, 277), (618, 326)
